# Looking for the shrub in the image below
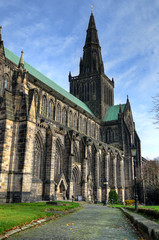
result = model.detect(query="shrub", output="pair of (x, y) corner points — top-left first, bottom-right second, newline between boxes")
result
(108, 190), (119, 204)
(125, 200), (135, 206)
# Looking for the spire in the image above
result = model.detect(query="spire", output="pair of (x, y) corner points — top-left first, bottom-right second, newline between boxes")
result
(18, 50), (24, 69)
(85, 12), (99, 47)
(80, 13), (104, 75)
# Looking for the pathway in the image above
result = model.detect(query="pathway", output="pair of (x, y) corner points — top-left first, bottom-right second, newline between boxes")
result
(9, 205), (142, 240)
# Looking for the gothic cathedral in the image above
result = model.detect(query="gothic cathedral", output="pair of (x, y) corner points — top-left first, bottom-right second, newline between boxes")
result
(0, 14), (142, 203)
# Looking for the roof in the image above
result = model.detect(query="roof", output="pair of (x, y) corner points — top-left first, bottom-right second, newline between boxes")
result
(4, 47), (94, 116)
(104, 104), (126, 122)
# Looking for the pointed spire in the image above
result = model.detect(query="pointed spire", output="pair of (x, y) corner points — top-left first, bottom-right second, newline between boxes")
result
(85, 12), (99, 47)
(18, 50), (24, 68)
(80, 13), (104, 75)
(0, 26), (2, 42)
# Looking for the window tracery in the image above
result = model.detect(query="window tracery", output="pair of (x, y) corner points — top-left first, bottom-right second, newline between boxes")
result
(33, 134), (43, 179)
(62, 107), (67, 126)
(56, 103), (61, 122)
(42, 95), (47, 116)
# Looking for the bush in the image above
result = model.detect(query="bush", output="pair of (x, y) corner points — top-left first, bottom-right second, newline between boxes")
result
(108, 190), (119, 204)
(125, 200), (135, 206)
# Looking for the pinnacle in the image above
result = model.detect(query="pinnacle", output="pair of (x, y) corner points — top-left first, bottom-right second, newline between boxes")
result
(18, 50), (24, 68)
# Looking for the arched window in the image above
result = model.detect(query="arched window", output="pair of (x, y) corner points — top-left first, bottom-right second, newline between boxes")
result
(62, 107), (67, 126)
(69, 110), (72, 128)
(42, 96), (47, 116)
(72, 166), (80, 183)
(56, 103), (61, 122)
(48, 100), (53, 119)
(3, 74), (12, 92)
(55, 139), (63, 177)
(73, 113), (78, 130)
(106, 128), (114, 143)
(33, 133), (43, 179)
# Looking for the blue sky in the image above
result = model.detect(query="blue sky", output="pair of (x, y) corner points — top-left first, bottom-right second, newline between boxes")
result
(1, 0), (159, 159)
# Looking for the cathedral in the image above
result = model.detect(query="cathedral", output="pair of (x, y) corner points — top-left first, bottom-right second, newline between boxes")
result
(0, 13), (142, 203)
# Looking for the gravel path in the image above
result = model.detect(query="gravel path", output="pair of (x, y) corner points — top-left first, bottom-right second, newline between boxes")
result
(9, 205), (142, 240)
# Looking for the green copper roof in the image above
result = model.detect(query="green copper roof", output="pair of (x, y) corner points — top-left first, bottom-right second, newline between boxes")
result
(104, 104), (126, 122)
(4, 47), (94, 116)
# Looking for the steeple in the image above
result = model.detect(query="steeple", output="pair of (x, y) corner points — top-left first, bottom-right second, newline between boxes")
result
(79, 13), (104, 75)
(85, 12), (99, 47)
(69, 13), (114, 120)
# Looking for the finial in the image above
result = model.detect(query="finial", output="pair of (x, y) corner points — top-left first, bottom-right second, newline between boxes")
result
(127, 95), (129, 102)
(0, 26), (2, 41)
(18, 50), (24, 68)
(91, 5), (94, 13)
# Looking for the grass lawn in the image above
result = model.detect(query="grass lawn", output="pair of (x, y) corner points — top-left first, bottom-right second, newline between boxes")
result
(0, 201), (80, 236)
(136, 205), (159, 211)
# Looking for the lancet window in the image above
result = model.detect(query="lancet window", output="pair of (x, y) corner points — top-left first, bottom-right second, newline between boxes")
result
(42, 95), (47, 116)
(62, 107), (67, 126)
(33, 134), (43, 179)
(56, 103), (61, 122)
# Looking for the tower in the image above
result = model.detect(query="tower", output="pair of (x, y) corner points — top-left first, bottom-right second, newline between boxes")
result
(69, 13), (114, 120)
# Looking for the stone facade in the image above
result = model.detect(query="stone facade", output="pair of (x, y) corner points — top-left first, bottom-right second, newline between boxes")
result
(0, 14), (142, 203)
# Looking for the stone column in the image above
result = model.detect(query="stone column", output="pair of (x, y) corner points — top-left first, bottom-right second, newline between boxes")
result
(82, 157), (88, 201)
(68, 155), (74, 200)
(118, 156), (125, 203)
(95, 150), (100, 201)
(112, 154), (117, 192)
(104, 152), (110, 202)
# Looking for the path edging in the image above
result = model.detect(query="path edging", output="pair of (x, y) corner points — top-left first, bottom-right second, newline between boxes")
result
(0, 207), (82, 240)
(120, 207), (159, 240)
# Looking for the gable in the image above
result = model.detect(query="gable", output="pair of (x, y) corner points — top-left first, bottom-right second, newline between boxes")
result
(104, 104), (125, 122)
(4, 47), (94, 117)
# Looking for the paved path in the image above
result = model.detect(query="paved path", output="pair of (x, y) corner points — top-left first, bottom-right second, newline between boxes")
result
(9, 205), (142, 240)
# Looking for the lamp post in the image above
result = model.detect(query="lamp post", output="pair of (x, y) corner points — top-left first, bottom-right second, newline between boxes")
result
(104, 178), (109, 206)
(131, 144), (138, 212)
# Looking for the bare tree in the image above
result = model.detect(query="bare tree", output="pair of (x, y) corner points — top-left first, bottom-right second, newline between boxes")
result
(141, 158), (159, 205)
(142, 159), (159, 190)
